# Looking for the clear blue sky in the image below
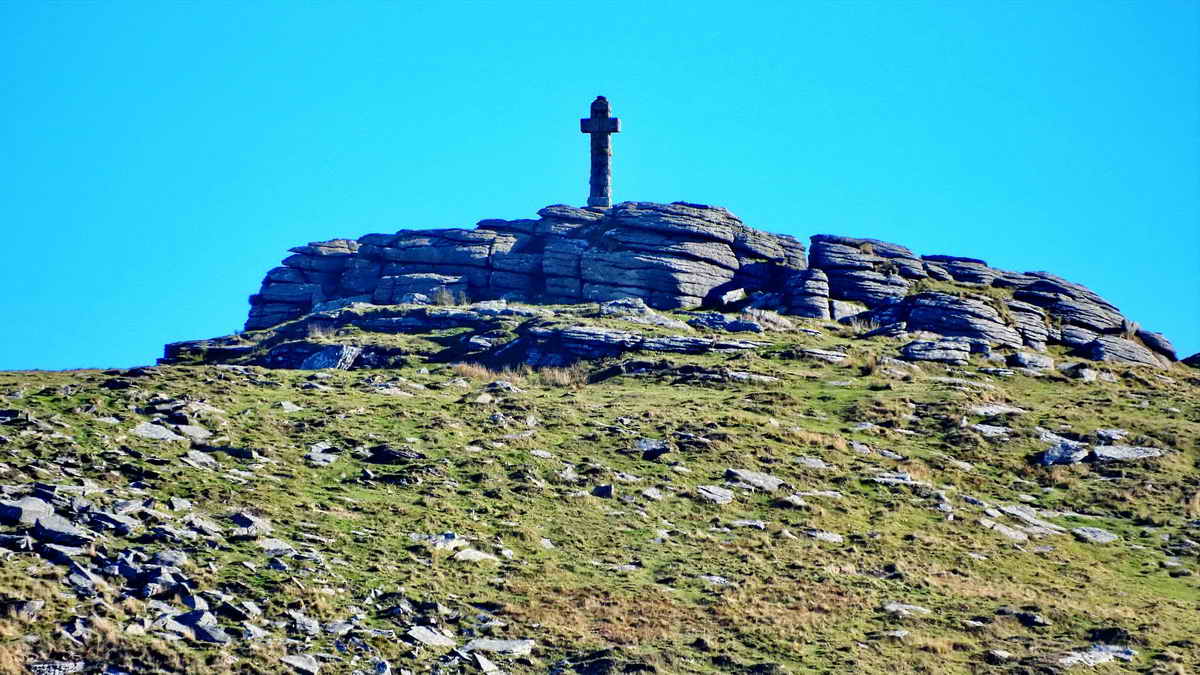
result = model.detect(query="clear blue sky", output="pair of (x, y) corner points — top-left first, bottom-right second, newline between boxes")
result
(1, 1), (1196, 370)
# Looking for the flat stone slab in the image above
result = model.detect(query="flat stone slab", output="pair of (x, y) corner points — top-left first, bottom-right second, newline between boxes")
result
(724, 468), (785, 492)
(969, 404), (1027, 416)
(804, 529), (843, 544)
(1091, 445), (1162, 462)
(464, 638), (535, 656)
(132, 422), (186, 442)
(407, 625), (456, 648)
(696, 485), (734, 504)
(883, 602), (932, 618)
(1072, 527), (1118, 544)
(453, 548), (499, 563)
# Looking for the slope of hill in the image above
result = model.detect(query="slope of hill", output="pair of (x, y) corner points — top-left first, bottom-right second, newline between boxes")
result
(1, 300), (1197, 673)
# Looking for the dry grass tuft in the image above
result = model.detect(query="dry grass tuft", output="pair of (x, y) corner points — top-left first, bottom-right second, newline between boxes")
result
(451, 362), (526, 385)
(533, 364), (587, 388)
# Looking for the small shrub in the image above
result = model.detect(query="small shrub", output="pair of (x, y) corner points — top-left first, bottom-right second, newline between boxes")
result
(433, 287), (456, 306)
(847, 317), (881, 335)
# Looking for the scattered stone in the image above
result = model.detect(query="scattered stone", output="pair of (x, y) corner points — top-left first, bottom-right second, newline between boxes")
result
(1015, 611), (1051, 628)
(793, 456), (831, 470)
(984, 649), (1012, 665)
(1007, 352), (1054, 370)
(696, 485), (734, 505)
(407, 625), (456, 648)
(453, 549), (499, 563)
(730, 519), (767, 530)
(0, 496), (52, 526)
(978, 517), (1029, 542)
(969, 403), (1026, 416)
(804, 529), (843, 544)
(883, 602), (931, 618)
(464, 638), (535, 656)
(900, 338), (971, 365)
(132, 422), (186, 442)
(724, 468), (786, 492)
(1091, 445), (1162, 463)
(970, 423), (1009, 439)
(1057, 644), (1136, 667)
(1040, 440), (1089, 466)
(1072, 527), (1118, 544)
(281, 653), (321, 674)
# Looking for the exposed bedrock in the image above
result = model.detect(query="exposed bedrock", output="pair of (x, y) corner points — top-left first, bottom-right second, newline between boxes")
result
(247, 202), (807, 330)
(241, 202), (1176, 368)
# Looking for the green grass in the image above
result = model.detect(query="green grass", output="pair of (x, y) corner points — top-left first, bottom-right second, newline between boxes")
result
(0, 325), (1197, 673)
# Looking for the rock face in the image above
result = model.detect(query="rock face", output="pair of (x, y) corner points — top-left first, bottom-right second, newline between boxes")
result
(247, 202), (806, 330)
(235, 201), (1176, 368)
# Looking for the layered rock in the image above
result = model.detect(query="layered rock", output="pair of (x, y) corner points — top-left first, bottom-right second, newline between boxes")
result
(246, 202), (806, 330)
(237, 201), (1178, 369)
(792, 234), (1175, 367)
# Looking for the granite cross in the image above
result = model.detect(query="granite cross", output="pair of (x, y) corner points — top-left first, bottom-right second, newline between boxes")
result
(580, 95), (621, 208)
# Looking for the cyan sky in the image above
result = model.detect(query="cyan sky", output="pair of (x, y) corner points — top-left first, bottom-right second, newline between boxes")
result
(1, 1), (1196, 370)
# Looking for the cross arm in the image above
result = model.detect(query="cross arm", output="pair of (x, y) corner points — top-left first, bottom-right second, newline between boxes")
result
(581, 117), (621, 134)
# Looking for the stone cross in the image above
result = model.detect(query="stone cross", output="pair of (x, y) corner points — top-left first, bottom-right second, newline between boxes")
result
(580, 95), (621, 208)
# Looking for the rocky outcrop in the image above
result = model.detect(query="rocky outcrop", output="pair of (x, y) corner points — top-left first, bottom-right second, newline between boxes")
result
(247, 202), (806, 330)
(235, 201), (1177, 369)
(170, 301), (763, 370)
(791, 234), (1175, 367)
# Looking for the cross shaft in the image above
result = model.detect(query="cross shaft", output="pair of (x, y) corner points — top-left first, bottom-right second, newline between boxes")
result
(580, 96), (620, 208)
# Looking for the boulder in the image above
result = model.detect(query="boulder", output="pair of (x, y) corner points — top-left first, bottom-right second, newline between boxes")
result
(1090, 445), (1162, 463)
(1008, 351), (1054, 370)
(371, 274), (466, 305)
(299, 345), (362, 370)
(724, 468), (786, 492)
(1135, 329), (1177, 361)
(895, 293), (1022, 347)
(783, 269), (830, 319)
(1082, 336), (1166, 368)
(900, 338), (971, 365)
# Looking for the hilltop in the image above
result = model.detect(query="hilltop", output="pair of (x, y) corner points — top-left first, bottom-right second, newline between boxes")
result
(0, 202), (1197, 674)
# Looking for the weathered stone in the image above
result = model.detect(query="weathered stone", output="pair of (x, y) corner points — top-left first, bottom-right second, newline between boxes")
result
(883, 601), (932, 618)
(900, 338), (970, 365)
(783, 269), (831, 319)
(407, 625), (456, 648)
(697, 485), (734, 505)
(874, 293), (1021, 347)
(0, 497), (53, 526)
(724, 468), (786, 492)
(280, 654), (321, 675)
(804, 529), (844, 544)
(371, 274), (466, 305)
(1040, 440), (1089, 466)
(1072, 527), (1118, 544)
(299, 345), (362, 370)
(464, 638), (535, 656)
(132, 422), (186, 442)
(1090, 445), (1162, 463)
(31, 515), (92, 547)
(453, 549), (499, 563)
(1007, 351), (1053, 370)
(1082, 336), (1165, 368)
(1135, 329), (1176, 361)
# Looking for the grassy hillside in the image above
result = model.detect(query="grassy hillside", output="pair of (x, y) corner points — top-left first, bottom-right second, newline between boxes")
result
(0, 312), (1197, 674)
